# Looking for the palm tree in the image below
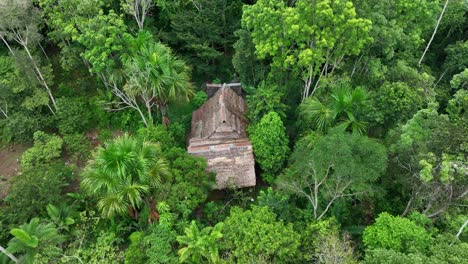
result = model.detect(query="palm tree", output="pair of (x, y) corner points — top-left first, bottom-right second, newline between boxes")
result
(122, 33), (193, 125)
(300, 85), (368, 134)
(177, 221), (224, 264)
(81, 134), (169, 221)
(7, 218), (64, 264)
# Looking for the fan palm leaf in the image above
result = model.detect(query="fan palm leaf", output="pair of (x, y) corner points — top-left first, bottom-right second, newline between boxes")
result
(300, 97), (334, 133)
(301, 84), (368, 134)
(81, 134), (169, 219)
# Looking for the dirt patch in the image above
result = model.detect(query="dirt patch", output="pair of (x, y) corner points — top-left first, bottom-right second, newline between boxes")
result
(0, 145), (29, 199)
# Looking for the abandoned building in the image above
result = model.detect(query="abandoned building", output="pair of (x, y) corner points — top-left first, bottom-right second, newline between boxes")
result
(187, 83), (256, 189)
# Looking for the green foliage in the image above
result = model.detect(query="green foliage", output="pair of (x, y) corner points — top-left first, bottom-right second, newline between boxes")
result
(256, 187), (297, 222)
(303, 219), (357, 264)
(1, 0), (467, 262)
(4, 163), (73, 224)
(0, 0), (57, 113)
(138, 125), (212, 219)
(221, 206), (301, 263)
(62, 133), (93, 162)
(177, 221), (224, 263)
(395, 103), (448, 152)
(201, 201), (228, 226)
(387, 102), (467, 217)
(137, 125), (178, 149)
(368, 82), (423, 128)
(280, 129), (387, 220)
(428, 237), (468, 264)
(446, 89), (468, 120)
(37, 0), (108, 69)
(0, 55), (39, 123)
(300, 84), (368, 134)
(144, 223), (178, 264)
(363, 212), (432, 253)
(56, 97), (92, 134)
(125, 231), (145, 264)
(444, 41), (468, 76)
(46, 203), (77, 232)
(245, 81), (287, 123)
(190, 91), (208, 109)
(7, 218), (64, 264)
(76, 9), (127, 73)
(248, 112), (289, 183)
(68, 231), (125, 264)
(450, 68), (468, 90)
(364, 239), (468, 264)
(81, 134), (169, 219)
(57, 210), (124, 263)
(20, 131), (63, 170)
(364, 249), (429, 264)
(0, 113), (42, 143)
(232, 28), (269, 86)
(243, 0), (372, 98)
(121, 33), (193, 124)
(302, 219), (357, 264)
(167, 0), (243, 81)
(354, 0), (439, 59)
(157, 146), (213, 219)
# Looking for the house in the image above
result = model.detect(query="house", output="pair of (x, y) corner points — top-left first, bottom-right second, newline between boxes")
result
(187, 83), (256, 189)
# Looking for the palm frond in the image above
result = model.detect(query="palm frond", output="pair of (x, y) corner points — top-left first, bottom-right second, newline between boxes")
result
(300, 97), (334, 133)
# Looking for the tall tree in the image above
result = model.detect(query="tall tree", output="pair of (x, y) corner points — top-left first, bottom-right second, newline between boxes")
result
(279, 129), (387, 220)
(107, 33), (193, 126)
(242, 0), (372, 100)
(37, 0), (111, 70)
(76, 9), (127, 74)
(121, 0), (154, 31)
(0, 0), (57, 113)
(390, 103), (467, 218)
(419, 0), (450, 66)
(167, 0), (243, 81)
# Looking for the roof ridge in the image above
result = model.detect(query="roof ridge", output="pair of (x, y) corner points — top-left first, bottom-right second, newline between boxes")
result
(219, 83), (227, 122)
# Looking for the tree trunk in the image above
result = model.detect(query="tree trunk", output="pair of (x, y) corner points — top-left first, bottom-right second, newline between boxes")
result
(23, 45), (57, 113)
(144, 99), (154, 126)
(456, 220), (468, 239)
(0, 35), (15, 57)
(147, 198), (160, 224)
(0, 246), (18, 263)
(419, 0), (450, 66)
(135, 105), (149, 127)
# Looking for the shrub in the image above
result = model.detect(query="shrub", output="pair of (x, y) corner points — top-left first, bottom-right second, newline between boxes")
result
(62, 133), (92, 162)
(20, 131), (63, 170)
(221, 206), (301, 263)
(191, 91), (208, 108)
(4, 163), (73, 223)
(248, 112), (289, 183)
(363, 212), (432, 254)
(0, 113), (41, 143)
(56, 97), (92, 135)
